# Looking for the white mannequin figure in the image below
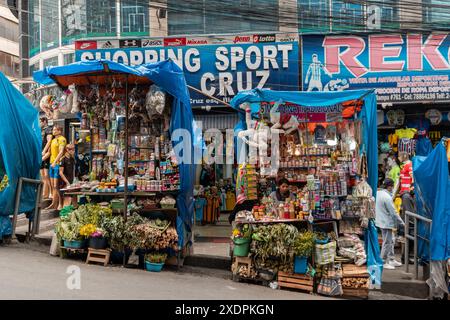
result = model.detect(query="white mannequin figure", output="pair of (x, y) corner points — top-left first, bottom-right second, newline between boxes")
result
(69, 84), (80, 114)
(270, 100), (300, 135)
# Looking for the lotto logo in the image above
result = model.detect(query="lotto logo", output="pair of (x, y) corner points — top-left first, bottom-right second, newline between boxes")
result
(253, 34), (276, 43)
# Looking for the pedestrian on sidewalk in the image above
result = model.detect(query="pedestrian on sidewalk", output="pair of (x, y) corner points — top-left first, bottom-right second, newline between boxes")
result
(376, 178), (405, 270)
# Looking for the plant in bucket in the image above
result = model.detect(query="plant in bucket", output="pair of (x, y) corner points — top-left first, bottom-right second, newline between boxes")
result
(144, 252), (167, 272)
(293, 230), (315, 274)
(88, 228), (108, 249)
(55, 217), (85, 249)
(232, 223), (252, 257)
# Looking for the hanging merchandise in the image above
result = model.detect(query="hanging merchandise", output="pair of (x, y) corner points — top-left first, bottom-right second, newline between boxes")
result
(227, 89), (380, 299)
(425, 109), (443, 126)
(33, 59), (197, 269)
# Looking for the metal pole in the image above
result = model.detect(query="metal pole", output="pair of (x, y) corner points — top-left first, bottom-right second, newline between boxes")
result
(405, 213), (410, 274)
(32, 182), (43, 236)
(123, 76), (129, 267)
(414, 217), (418, 280)
(11, 178), (24, 239)
(124, 76), (129, 221)
(186, 85), (232, 107)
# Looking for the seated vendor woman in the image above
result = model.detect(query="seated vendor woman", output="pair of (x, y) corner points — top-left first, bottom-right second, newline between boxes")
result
(269, 178), (296, 205)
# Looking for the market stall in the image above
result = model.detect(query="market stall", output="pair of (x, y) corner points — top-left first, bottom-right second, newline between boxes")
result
(0, 72), (41, 240)
(33, 59), (196, 268)
(228, 88), (383, 298)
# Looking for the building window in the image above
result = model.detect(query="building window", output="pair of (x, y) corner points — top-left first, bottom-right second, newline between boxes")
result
(61, 0), (88, 45)
(0, 51), (19, 78)
(121, 0), (149, 35)
(43, 56), (59, 68)
(28, 0), (40, 57)
(86, 0), (117, 36)
(423, 0), (450, 29)
(64, 53), (75, 65)
(41, 0), (60, 50)
(168, 0), (278, 35)
(30, 62), (40, 75)
(167, 0), (204, 35)
(332, 0), (366, 32)
(298, 0), (330, 34)
(0, 17), (19, 42)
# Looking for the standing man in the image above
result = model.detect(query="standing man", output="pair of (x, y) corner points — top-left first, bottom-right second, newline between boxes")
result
(46, 125), (66, 210)
(305, 54), (331, 91)
(40, 115), (53, 200)
(376, 178), (405, 270)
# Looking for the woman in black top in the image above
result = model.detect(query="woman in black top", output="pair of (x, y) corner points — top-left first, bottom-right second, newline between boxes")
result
(59, 144), (76, 209)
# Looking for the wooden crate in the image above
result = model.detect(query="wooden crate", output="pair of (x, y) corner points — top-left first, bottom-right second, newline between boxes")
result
(277, 271), (314, 293)
(342, 264), (369, 277)
(86, 248), (111, 266)
(342, 287), (369, 299)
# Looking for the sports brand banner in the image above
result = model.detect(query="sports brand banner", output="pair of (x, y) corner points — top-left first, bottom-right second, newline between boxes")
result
(302, 34), (450, 103)
(75, 33), (300, 107)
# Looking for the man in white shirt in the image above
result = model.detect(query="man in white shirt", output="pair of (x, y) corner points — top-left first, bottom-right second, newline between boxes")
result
(376, 178), (405, 270)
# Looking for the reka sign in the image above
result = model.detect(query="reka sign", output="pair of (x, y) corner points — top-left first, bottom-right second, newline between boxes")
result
(302, 34), (450, 103)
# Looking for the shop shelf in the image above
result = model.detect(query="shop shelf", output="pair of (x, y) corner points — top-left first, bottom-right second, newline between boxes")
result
(128, 146), (153, 149)
(92, 150), (108, 154)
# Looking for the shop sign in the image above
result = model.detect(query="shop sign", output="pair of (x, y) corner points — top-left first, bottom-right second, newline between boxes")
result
(75, 33), (300, 107)
(302, 33), (450, 103)
(119, 39), (141, 48)
(259, 101), (342, 123)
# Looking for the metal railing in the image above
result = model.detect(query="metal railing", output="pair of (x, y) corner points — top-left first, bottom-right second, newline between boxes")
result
(11, 177), (43, 240)
(404, 210), (432, 280)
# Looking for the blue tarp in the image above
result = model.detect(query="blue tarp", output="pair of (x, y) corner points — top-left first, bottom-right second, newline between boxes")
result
(34, 59), (196, 250)
(413, 142), (450, 261)
(229, 88), (383, 279)
(0, 72), (42, 237)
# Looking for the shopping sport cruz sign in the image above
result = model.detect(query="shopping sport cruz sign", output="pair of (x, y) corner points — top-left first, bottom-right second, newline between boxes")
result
(75, 33), (299, 107)
(302, 33), (450, 103)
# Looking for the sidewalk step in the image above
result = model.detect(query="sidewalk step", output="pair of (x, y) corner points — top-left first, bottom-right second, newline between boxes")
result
(184, 254), (231, 271)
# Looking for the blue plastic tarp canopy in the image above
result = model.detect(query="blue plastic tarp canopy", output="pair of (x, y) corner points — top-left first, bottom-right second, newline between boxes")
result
(230, 88), (383, 281)
(34, 59), (196, 250)
(0, 72), (42, 237)
(230, 88), (378, 196)
(413, 142), (450, 261)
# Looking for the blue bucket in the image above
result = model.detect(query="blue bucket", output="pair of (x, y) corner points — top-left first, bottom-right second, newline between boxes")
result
(63, 239), (86, 249)
(294, 256), (308, 274)
(145, 261), (164, 272)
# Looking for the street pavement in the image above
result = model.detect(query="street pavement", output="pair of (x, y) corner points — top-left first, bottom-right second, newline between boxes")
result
(0, 243), (330, 300)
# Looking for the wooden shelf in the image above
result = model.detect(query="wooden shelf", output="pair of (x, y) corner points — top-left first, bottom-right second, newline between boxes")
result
(64, 190), (179, 197)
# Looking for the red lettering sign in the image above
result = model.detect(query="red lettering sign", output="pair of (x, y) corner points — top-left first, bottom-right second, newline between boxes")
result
(369, 34), (404, 72)
(323, 36), (368, 77)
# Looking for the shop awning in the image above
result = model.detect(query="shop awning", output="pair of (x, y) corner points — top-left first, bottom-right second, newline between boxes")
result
(33, 59), (197, 250)
(230, 88), (378, 196)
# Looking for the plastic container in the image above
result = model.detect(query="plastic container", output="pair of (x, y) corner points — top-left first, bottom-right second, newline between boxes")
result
(88, 237), (108, 249)
(294, 256), (308, 274)
(145, 261), (164, 272)
(233, 238), (250, 257)
(63, 239), (86, 249)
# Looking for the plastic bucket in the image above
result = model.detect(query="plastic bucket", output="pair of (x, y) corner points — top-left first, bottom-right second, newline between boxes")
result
(110, 249), (132, 265)
(88, 237), (108, 249)
(63, 239), (86, 249)
(294, 256), (308, 274)
(233, 238), (250, 257)
(145, 261), (164, 272)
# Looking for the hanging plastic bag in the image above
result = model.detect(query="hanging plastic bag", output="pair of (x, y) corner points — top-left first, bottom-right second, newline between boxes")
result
(145, 85), (166, 119)
(317, 276), (343, 296)
(315, 241), (336, 265)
